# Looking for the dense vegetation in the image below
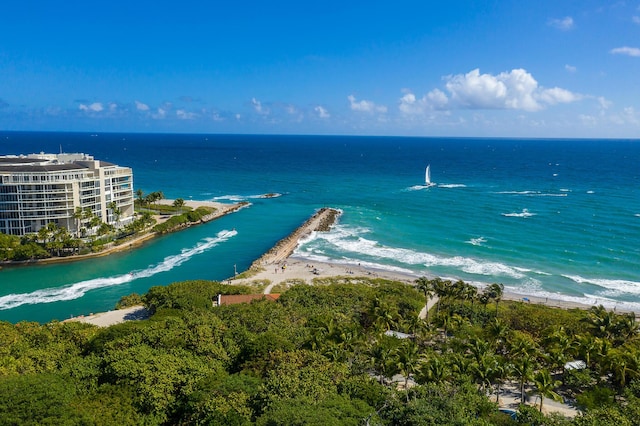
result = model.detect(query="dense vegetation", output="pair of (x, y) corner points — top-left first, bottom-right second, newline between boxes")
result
(152, 206), (216, 234)
(0, 277), (639, 425)
(0, 191), (198, 261)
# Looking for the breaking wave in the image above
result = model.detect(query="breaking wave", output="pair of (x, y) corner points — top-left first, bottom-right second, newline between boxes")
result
(502, 209), (535, 218)
(563, 274), (640, 296)
(0, 229), (237, 311)
(295, 225), (528, 280)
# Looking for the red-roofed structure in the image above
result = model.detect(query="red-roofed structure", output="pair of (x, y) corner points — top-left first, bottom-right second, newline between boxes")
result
(214, 294), (280, 307)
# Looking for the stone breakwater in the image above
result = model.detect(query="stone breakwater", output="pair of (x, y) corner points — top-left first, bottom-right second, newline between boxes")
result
(250, 207), (341, 269)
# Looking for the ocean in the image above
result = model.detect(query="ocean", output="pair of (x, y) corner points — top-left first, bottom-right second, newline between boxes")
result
(0, 132), (638, 323)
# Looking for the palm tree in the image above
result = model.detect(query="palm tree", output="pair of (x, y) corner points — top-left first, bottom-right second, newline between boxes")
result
(369, 297), (398, 332)
(396, 341), (420, 399)
(467, 337), (492, 364)
(431, 278), (450, 315)
(135, 188), (144, 205)
(605, 347), (640, 388)
(492, 356), (510, 404)
(487, 317), (510, 350)
(615, 313), (639, 343)
(368, 342), (397, 385)
(575, 334), (600, 369)
(483, 283), (504, 315)
(72, 207), (84, 237)
(532, 369), (562, 412)
(543, 326), (577, 376)
(173, 198), (186, 214)
(107, 201), (121, 224)
(584, 305), (618, 340)
(448, 352), (473, 379)
(418, 353), (450, 384)
(512, 355), (536, 404)
(471, 354), (498, 394)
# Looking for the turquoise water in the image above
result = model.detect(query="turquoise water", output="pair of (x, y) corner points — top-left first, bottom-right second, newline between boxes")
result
(1, 132), (639, 322)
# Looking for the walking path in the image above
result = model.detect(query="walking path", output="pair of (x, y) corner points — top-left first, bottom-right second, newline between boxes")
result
(66, 305), (149, 327)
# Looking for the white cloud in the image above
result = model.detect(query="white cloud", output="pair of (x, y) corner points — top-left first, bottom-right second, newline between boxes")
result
(108, 102), (117, 112)
(135, 101), (150, 111)
(398, 89), (450, 115)
(152, 108), (167, 119)
(347, 95), (387, 113)
(579, 114), (598, 126)
(565, 64), (577, 73)
(399, 92), (427, 115)
(314, 105), (330, 118)
(399, 68), (581, 115)
(176, 109), (197, 120)
(610, 46), (640, 57)
(633, 16), (640, 24)
(622, 107), (639, 124)
(548, 16), (574, 30)
(79, 102), (103, 112)
(426, 89), (449, 109)
(538, 87), (581, 105)
(251, 97), (268, 115)
(597, 96), (612, 109)
(446, 68), (540, 111)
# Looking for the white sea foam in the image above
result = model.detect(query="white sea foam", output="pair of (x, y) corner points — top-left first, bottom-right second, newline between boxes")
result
(496, 191), (566, 197)
(293, 252), (416, 276)
(297, 225), (526, 279)
(406, 185), (431, 191)
(467, 237), (487, 246)
(0, 229), (237, 311)
(497, 191), (539, 195)
(212, 193), (281, 201)
(563, 275), (640, 295)
(438, 184), (466, 188)
(502, 209), (535, 218)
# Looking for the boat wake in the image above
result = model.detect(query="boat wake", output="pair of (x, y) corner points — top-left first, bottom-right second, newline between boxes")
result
(0, 229), (237, 311)
(502, 209), (535, 218)
(497, 191), (567, 197)
(212, 193), (282, 201)
(407, 184), (434, 191)
(438, 184), (466, 188)
(466, 237), (487, 246)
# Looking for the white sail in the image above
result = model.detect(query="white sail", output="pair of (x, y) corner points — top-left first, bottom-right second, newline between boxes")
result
(424, 165), (435, 187)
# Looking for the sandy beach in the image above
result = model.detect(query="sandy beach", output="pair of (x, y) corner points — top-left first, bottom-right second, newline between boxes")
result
(227, 207), (624, 315)
(66, 305), (150, 327)
(231, 255), (610, 313)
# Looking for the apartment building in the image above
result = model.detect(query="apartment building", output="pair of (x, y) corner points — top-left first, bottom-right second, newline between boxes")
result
(0, 152), (134, 236)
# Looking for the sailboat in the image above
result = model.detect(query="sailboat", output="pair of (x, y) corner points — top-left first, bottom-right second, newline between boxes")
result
(424, 165), (436, 187)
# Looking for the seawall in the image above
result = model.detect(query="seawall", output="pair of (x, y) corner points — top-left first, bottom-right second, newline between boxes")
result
(250, 207), (341, 269)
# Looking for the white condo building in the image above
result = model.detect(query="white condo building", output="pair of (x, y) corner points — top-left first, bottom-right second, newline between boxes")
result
(0, 152), (134, 236)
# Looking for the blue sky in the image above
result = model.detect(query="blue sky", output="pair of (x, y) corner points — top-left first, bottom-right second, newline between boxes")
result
(1, 1), (639, 137)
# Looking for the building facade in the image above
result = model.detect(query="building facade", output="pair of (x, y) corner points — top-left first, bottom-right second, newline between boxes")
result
(0, 152), (134, 236)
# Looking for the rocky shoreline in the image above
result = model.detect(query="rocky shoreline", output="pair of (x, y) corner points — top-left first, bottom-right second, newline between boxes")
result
(249, 207), (341, 270)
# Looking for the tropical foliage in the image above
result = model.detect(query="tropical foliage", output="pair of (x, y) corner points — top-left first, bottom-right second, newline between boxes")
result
(0, 277), (639, 424)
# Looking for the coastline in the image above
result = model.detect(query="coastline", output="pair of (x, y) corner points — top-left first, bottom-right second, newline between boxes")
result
(229, 207), (636, 315)
(68, 206), (635, 328)
(0, 199), (244, 268)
